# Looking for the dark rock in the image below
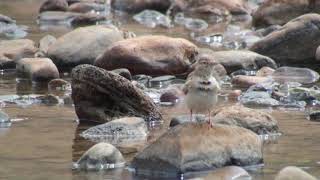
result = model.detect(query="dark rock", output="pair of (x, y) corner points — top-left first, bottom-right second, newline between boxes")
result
(95, 35), (198, 76)
(170, 114), (206, 127)
(0, 14), (16, 24)
(160, 85), (184, 104)
(39, 0), (69, 13)
(74, 143), (125, 170)
(71, 64), (162, 123)
(48, 25), (124, 69)
(111, 0), (171, 13)
(70, 12), (106, 26)
(48, 79), (71, 91)
(271, 66), (320, 84)
(36, 94), (60, 105)
(35, 35), (57, 58)
(309, 111), (320, 122)
(256, 25), (282, 36)
(132, 123), (262, 175)
(111, 68), (132, 81)
(68, 2), (105, 13)
(251, 14), (320, 64)
(16, 58), (59, 81)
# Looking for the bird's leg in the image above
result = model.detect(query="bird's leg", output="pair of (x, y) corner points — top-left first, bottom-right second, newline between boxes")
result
(209, 110), (213, 128)
(190, 109), (193, 122)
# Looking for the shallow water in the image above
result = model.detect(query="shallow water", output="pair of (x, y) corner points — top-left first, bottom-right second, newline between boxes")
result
(0, 0), (320, 180)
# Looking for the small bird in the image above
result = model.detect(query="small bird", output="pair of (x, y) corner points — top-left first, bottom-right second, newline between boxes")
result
(183, 58), (221, 127)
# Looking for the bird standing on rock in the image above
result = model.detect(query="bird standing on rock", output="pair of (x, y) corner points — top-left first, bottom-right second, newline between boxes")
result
(183, 58), (221, 127)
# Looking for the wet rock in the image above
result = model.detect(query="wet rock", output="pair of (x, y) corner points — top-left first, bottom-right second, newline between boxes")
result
(39, 0), (69, 13)
(0, 39), (38, 69)
(256, 66), (275, 77)
(160, 85), (184, 104)
(256, 25), (282, 36)
(111, 0), (171, 13)
(36, 94), (60, 105)
(212, 105), (278, 134)
(251, 14), (320, 64)
(16, 58), (59, 81)
(74, 143), (125, 170)
(111, 68), (132, 81)
(174, 13), (208, 31)
(170, 114), (206, 127)
(275, 166), (317, 180)
(71, 65), (162, 123)
(81, 117), (148, 142)
(170, 0), (251, 17)
(309, 111), (320, 122)
(132, 123), (262, 175)
(232, 75), (269, 88)
(0, 14), (16, 24)
(192, 166), (251, 180)
(35, 35), (57, 57)
(199, 49), (277, 74)
(48, 25), (124, 69)
(253, 0), (320, 27)
(68, 2), (105, 13)
(38, 11), (82, 24)
(240, 91), (280, 107)
(271, 66), (320, 84)
(48, 79), (71, 91)
(70, 13), (106, 26)
(149, 75), (175, 88)
(133, 10), (171, 28)
(95, 35), (198, 76)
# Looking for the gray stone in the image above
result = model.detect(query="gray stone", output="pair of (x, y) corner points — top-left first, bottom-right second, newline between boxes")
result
(36, 35), (57, 57)
(132, 123), (263, 175)
(190, 166), (251, 180)
(39, 0), (68, 13)
(271, 66), (319, 84)
(111, 0), (171, 13)
(71, 64), (162, 123)
(275, 166), (317, 180)
(170, 114), (206, 127)
(48, 79), (71, 91)
(74, 143), (125, 170)
(240, 91), (280, 107)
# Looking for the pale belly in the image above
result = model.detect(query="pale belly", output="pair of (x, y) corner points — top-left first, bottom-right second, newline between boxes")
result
(185, 90), (218, 113)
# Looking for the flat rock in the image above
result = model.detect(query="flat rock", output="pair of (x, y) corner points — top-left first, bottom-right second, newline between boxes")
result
(71, 64), (162, 123)
(275, 166), (317, 180)
(251, 13), (320, 64)
(132, 123), (263, 176)
(74, 143), (125, 170)
(0, 39), (38, 69)
(199, 49), (277, 74)
(16, 58), (59, 81)
(48, 25), (125, 69)
(95, 35), (198, 76)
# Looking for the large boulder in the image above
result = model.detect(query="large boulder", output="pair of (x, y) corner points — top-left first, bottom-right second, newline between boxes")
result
(39, 0), (69, 13)
(111, 0), (171, 13)
(48, 25), (125, 69)
(199, 49), (277, 74)
(171, 0), (251, 16)
(132, 123), (263, 175)
(16, 58), (59, 81)
(0, 39), (38, 69)
(251, 14), (320, 64)
(71, 64), (162, 123)
(95, 35), (198, 76)
(253, 0), (320, 27)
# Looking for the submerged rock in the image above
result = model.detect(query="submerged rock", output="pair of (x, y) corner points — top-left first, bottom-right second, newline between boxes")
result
(275, 166), (317, 180)
(271, 66), (320, 84)
(251, 14), (320, 64)
(81, 117), (148, 143)
(48, 25), (125, 69)
(71, 65), (162, 123)
(111, 68), (132, 81)
(0, 15), (28, 39)
(190, 166), (251, 180)
(95, 35), (198, 76)
(111, 0), (171, 13)
(0, 39), (38, 69)
(74, 143), (125, 170)
(132, 123), (262, 175)
(16, 58), (59, 81)
(133, 10), (171, 28)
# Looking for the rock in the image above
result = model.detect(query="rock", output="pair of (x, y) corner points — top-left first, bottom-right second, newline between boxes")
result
(0, 39), (38, 69)
(16, 58), (59, 81)
(256, 25), (282, 36)
(212, 105), (278, 134)
(160, 85), (184, 104)
(74, 143), (125, 170)
(132, 123), (263, 175)
(70, 12), (106, 26)
(71, 65), (162, 123)
(39, 0), (69, 13)
(111, 0), (171, 13)
(149, 75), (175, 87)
(256, 66), (275, 77)
(0, 14), (16, 24)
(48, 25), (125, 69)
(170, 114), (206, 127)
(271, 66), (320, 84)
(48, 79), (71, 91)
(309, 111), (320, 122)
(111, 68), (132, 81)
(253, 0), (320, 27)
(251, 14), (320, 64)
(275, 166), (317, 180)
(232, 75), (269, 88)
(240, 91), (280, 107)
(192, 166), (251, 180)
(170, 0), (251, 16)
(68, 2), (105, 13)
(228, 89), (242, 99)
(199, 49), (277, 74)
(95, 35), (198, 76)
(36, 35), (57, 57)
(36, 94), (60, 105)
(81, 117), (148, 142)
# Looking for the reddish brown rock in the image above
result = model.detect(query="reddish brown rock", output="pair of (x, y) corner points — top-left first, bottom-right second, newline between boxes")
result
(68, 2), (105, 13)
(95, 35), (198, 76)
(232, 75), (269, 88)
(256, 66), (275, 77)
(111, 0), (171, 13)
(39, 0), (68, 13)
